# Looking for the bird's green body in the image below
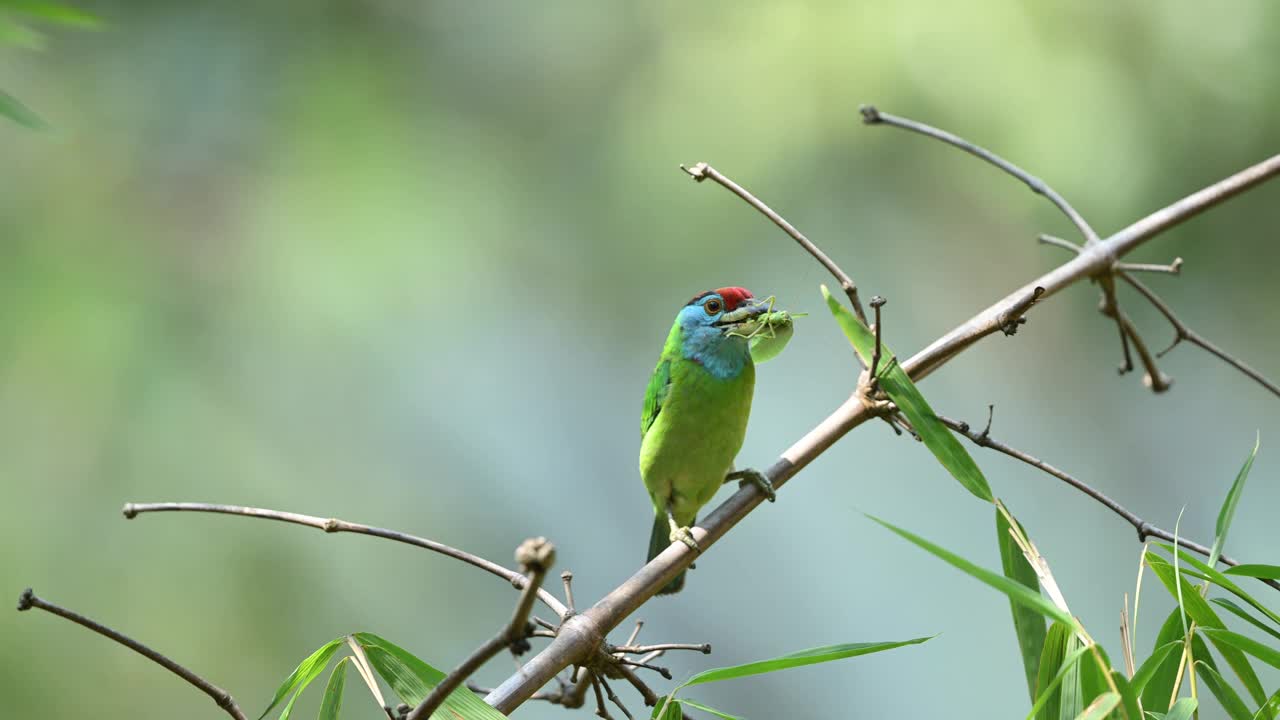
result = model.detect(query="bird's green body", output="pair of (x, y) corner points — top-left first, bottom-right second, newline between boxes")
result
(640, 287), (784, 594)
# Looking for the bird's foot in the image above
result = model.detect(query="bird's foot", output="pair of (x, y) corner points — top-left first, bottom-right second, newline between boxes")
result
(668, 522), (700, 553)
(725, 468), (776, 502)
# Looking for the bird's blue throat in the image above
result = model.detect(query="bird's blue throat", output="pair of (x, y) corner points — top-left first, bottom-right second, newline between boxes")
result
(679, 323), (751, 379)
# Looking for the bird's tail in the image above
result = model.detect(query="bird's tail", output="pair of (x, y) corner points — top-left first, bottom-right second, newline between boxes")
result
(648, 513), (685, 595)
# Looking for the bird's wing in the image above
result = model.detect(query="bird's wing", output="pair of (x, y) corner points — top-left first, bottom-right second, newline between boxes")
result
(641, 358), (672, 439)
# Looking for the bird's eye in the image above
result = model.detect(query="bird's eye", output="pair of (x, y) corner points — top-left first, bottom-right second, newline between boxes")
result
(704, 299), (723, 315)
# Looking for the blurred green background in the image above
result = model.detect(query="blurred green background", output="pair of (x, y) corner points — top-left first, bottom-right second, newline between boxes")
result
(3, 1), (1279, 717)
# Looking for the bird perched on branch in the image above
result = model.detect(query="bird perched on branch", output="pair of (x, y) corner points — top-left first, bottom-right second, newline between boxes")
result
(640, 286), (794, 594)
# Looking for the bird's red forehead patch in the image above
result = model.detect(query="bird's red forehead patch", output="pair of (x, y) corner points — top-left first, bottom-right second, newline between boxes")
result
(714, 287), (754, 310)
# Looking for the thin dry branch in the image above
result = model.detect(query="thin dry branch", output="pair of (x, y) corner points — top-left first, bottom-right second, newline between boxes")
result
(407, 538), (555, 720)
(681, 161), (870, 328)
(484, 131), (1280, 713)
(1119, 272), (1280, 399)
(937, 415), (1280, 593)
(122, 502), (569, 617)
(860, 105), (1100, 243)
(16, 588), (246, 720)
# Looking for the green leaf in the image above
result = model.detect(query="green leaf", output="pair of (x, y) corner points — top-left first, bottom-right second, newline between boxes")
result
(651, 698), (682, 720)
(1073, 692), (1119, 720)
(1146, 554), (1268, 705)
(259, 638), (344, 720)
(1225, 565), (1280, 580)
(5, 1), (100, 27)
(1194, 660), (1254, 720)
(868, 514), (1076, 628)
(999, 507), (1048, 703)
(1255, 688), (1280, 720)
(318, 658), (348, 720)
(1078, 646), (1113, 712)
(678, 698), (744, 719)
(1211, 599), (1280, 642)
(1140, 610), (1188, 714)
(0, 88), (46, 128)
(1209, 434), (1259, 567)
(680, 637), (933, 688)
(1200, 628), (1280, 670)
(1164, 698), (1197, 720)
(1156, 545), (1280, 627)
(352, 632), (506, 720)
(1027, 622), (1087, 720)
(822, 285), (993, 502)
(1129, 642), (1181, 698)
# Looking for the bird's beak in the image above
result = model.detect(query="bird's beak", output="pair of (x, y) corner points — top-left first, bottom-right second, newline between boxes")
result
(714, 298), (771, 329)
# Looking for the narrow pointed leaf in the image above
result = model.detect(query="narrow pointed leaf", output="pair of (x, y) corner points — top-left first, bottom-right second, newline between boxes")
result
(1255, 688), (1280, 720)
(681, 637), (933, 688)
(1078, 646), (1114, 711)
(678, 699), (744, 719)
(1194, 660), (1254, 720)
(823, 285), (993, 502)
(1225, 565), (1280, 580)
(0, 88), (46, 128)
(1146, 554), (1268, 704)
(1211, 599), (1280, 641)
(1200, 628), (1280, 669)
(352, 632), (506, 720)
(1209, 434), (1259, 567)
(1026, 624), (1087, 720)
(318, 658), (348, 720)
(999, 507), (1048, 703)
(1141, 610), (1189, 714)
(651, 698), (682, 720)
(1164, 698), (1198, 720)
(868, 514), (1076, 628)
(6, 1), (101, 27)
(1129, 642), (1181, 697)
(259, 638), (344, 720)
(1156, 544), (1280, 627)
(1073, 692), (1119, 720)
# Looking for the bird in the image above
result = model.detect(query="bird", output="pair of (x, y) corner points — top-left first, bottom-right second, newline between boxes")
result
(640, 286), (782, 595)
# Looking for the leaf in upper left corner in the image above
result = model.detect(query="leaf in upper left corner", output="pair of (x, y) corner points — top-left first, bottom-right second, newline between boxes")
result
(822, 285), (994, 502)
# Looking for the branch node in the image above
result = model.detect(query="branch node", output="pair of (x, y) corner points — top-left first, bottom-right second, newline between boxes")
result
(998, 286), (1045, 336)
(323, 518), (341, 533)
(858, 104), (883, 124)
(121, 503), (138, 519)
(516, 537), (556, 573)
(679, 162), (709, 182)
(17, 587), (33, 611)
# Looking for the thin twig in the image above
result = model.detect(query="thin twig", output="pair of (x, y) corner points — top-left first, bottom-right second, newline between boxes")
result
(615, 657), (671, 679)
(407, 538), (555, 720)
(621, 620), (643, 649)
(562, 570), (576, 614)
(612, 643), (711, 655)
(122, 502), (568, 617)
(1120, 273), (1280, 399)
(1097, 278), (1172, 391)
(485, 137), (1280, 715)
(16, 589), (246, 719)
(589, 673), (614, 719)
(1038, 234), (1083, 254)
(861, 105), (1100, 243)
(596, 674), (634, 720)
(681, 161), (869, 328)
(937, 416), (1280, 592)
(1115, 259), (1182, 275)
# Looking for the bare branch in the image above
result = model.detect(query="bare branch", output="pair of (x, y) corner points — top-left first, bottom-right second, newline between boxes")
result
(1115, 258), (1182, 275)
(484, 135), (1280, 714)
(997, 286), (1045, 336)
(860, 105), (1100, 243)
(562, 570), (577, 615)
(16, 588), (246, 720)
(681, 161), (870, 328)
(122, 502), (568, 618)
(1120, 273), (1280, 399)
(612, 643), (711, 655)
(937, 416), (1280, 592)
(407, 538), (555, 720)
(596, 674), (634, 720)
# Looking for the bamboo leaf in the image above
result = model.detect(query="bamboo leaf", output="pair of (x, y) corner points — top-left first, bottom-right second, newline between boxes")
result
(1164, 698), (1197, 720)
(352, 632), (506, 720)
(1209, 434), (1260, 567)
(823, 285), (993, 502)
(259, 638), (343, 720)
(1156, 545), (1280, 627)
(680, 637), (933, 688)
(1000, 507), (1049, 703)
(1027, 622), (1087, 720)
(677, 699), (744, 719)
(1211, 599), (1280, 642)
(1141, 610), (1188, 714)
(1200, 628), (1280, 670)
(1225, 565), (1280, 580)
(868, 514), (1076, 628)
(1129, 642), (1181, 698)
(1194, 660), (1254, 720)
(318, 658), (348, 720)
(1073, 692), (1119, 720)
(1146, 554), (1268, 705)
(1255, 688), (1280, 720)
(0, 88), (46, 128)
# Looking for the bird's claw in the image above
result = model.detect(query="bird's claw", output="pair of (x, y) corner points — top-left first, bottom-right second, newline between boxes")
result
(668, 525), (700, 553)
(727, 468), (776, 502)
